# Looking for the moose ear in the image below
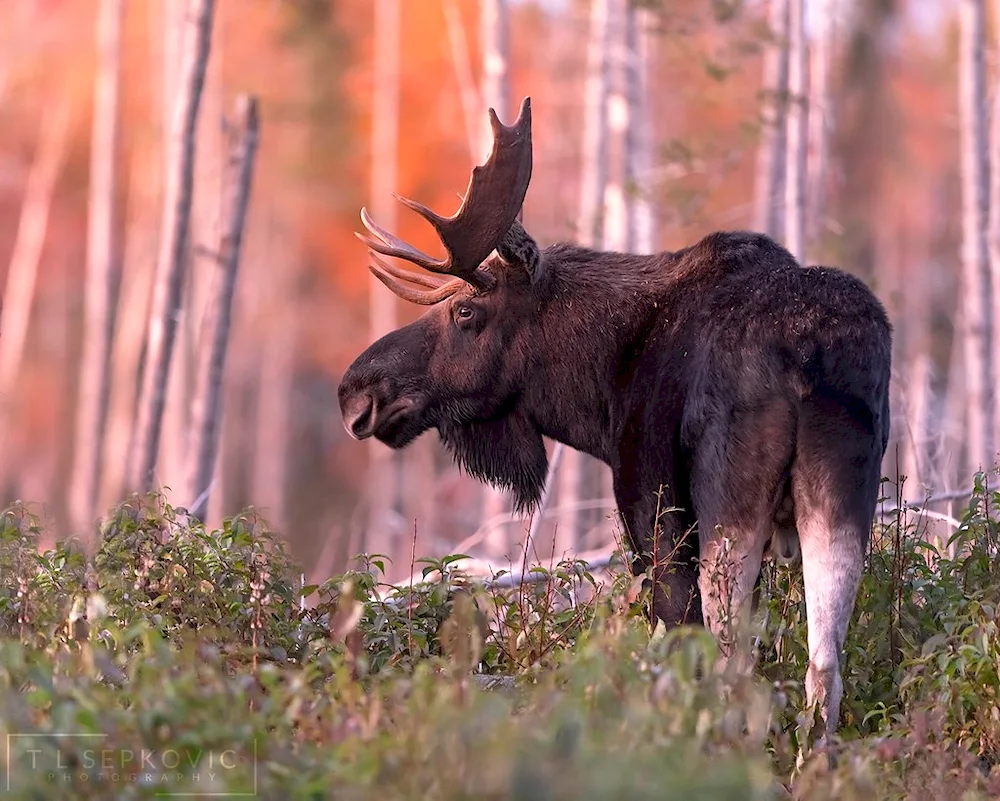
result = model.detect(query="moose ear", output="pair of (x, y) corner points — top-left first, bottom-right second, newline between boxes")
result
(497, 218), (544, 284)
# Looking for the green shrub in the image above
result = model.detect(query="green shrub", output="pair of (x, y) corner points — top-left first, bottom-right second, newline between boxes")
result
(0, 477), (998, 799)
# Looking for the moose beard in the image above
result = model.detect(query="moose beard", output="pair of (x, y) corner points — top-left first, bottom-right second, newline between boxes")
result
(438, 406), (548, 514)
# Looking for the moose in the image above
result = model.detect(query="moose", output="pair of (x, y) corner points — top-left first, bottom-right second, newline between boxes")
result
(338, 97), (892, 750)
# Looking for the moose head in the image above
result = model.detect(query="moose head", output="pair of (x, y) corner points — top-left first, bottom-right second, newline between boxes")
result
(338, 97), (558, 511)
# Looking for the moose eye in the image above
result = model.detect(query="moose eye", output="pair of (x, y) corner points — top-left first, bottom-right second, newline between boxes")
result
(455, 304), (475, 324)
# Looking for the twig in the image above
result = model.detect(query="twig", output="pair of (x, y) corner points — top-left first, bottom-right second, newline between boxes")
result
(407, 518), (416, 657)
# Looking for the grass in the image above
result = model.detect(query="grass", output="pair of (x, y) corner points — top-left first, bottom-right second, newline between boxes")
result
(0, 474), (997, 799)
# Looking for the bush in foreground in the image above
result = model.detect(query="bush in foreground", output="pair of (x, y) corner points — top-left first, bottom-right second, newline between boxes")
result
(0, 477), (996, 798)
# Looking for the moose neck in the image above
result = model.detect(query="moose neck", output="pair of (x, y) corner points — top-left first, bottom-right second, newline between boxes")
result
(523, 243), (668, 469)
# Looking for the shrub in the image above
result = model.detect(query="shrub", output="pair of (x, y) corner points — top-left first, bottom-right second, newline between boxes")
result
(0, 477), (997, 798)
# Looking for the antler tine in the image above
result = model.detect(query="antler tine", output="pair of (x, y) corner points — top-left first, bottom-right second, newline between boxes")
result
(368, 250), (452, 289)
(368, 252), (464, 305)
(355, 208), (448, 272)
(355, 96), (533, 300)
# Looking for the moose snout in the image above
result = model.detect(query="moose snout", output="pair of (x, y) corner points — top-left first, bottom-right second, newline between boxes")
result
(340, 391), (377, 440)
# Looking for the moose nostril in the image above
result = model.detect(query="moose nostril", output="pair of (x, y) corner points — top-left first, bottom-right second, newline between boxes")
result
(344, 393), (377, 440)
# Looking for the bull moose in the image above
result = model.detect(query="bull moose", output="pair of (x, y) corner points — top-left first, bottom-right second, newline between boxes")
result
(337, 97), (892, 749)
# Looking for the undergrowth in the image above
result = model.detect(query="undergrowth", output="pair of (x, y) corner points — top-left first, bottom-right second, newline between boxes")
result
(0, 473), (997, 798)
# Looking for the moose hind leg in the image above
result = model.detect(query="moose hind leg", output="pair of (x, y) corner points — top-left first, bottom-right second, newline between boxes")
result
(792, 392), (881, 750)
(698, 525), (769, 675)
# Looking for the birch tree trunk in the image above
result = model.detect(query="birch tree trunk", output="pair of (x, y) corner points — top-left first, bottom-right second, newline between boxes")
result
(806, 0), (835, 247)
(101, 138), (160, 509)
(624, 3), (654, 256)
(0, 95), (72, 499)
(478, 0), (514, 558)
(480, 0), (509, 160)
(753, 0), (790, 238)
(988, 0), (1000, 457)
(129, 0), (216, 493)
(958, 0), (996, 475)
(159, 0), (192, 498)
(364, 0), (404, 558)
(443, 0), (481, 161)
(251, 209), (294, 534)
(68, 0), (123, 535)
(552, 0), (614, 558)
(183, 96), (259, 520)
(604, 0), (628, 255)
(784, 0), (808, 263)
(899, 227), (932, 494)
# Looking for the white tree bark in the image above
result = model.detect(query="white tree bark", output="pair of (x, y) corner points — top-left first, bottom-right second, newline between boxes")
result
(958, 0), (996, 474)
(101, 155), (159, 511)
(753, 0), (790, 238)
(576, 0), (613, 248)
(68, 0), (122, 535)
(784, 0), (807, 263)
(251, 210), (294, 535)
(158, 0), (192, 498)
(806, 0), (835, 245)
(365, 0), (404, 557)
(987, 0), (1000, 457)
(443, 0), (481, 161)
(479, 0), (509, 160)
(552, 0), (616, 557)
(478, 0), (515, 557)
(130, 0), (216, 493)
(624, 2), (654, 255)
(183, 96), (259, 520)
(0, 95), (72, 498)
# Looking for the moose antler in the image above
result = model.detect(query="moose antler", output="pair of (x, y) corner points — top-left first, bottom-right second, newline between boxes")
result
(356, 96), (533, 302)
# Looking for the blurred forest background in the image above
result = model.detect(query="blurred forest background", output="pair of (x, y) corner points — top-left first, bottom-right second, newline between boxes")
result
(0, 0), (996, 588)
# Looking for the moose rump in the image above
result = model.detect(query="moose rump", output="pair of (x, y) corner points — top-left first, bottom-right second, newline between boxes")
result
(654, 248), (892, 750)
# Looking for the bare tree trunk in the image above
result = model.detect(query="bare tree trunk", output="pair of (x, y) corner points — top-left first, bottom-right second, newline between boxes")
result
(593, 0), (633, 550)
(898, 194), (934, 497)
(129, 0), (216, 493)
(603, 0), (627, 254)
(443, 0), (481, 161)
(251, 213), (294, 534)
(806, 0), (835, 247)
(100, 150), (159, 511)
(624, 3), (654, 256)
(549, 0), (615, 559)
(365, 0), (403, 558)
(784, 0), (807, 263)
(479, 0), (509, 160)
(159, 0), (192, 499)
(68, 0), (123, 536)
(942, 326), (968, 524)
(576, 0), (613, 248)
(988, 0), (1000, 457)
(0, 95), (72, 499)
(115, 2), (171, 502)
(478, 0), (514, 557)
(958, 0), (996, 475)
(753, 0), (790, 238)
(183, 96), (259, 520)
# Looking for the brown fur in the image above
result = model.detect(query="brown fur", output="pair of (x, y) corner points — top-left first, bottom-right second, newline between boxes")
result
(339, 225), (892, 749)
